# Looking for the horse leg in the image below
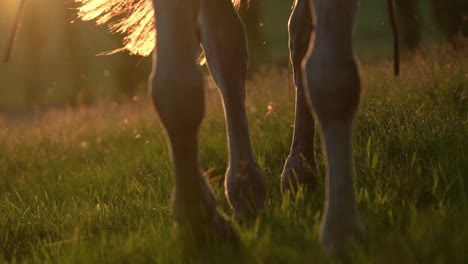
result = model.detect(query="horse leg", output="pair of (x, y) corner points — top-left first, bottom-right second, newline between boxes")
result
(151, 0), (236, 242)
(199, 0), (266, 221)
(282, 0), (317, 195)
(303, 0), (363, 252)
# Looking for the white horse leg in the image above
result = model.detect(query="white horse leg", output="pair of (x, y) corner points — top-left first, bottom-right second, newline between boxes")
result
(151, 0), (236, 242)
(282, 0), (317, 195)
(199, 0), (266, 221)
(303, 0), (363, 252)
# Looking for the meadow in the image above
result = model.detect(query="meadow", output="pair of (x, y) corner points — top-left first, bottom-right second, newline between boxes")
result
(0, 42), (467, 263)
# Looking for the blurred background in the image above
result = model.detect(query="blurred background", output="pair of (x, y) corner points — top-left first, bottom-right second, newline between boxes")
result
(0, 0), (466, 111)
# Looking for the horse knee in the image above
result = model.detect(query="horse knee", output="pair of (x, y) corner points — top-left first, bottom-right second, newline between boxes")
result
(303, 59), (361, 127)
(151, 66), (205, 137)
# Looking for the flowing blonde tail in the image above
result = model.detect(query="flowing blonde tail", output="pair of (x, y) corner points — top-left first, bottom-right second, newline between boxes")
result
(75, 0), (155, 56)
(75, 0), (245, 56)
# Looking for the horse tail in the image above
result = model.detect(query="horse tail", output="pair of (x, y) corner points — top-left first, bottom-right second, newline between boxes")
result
(75, 0), (244, 57)
(75, 0), (155, 56)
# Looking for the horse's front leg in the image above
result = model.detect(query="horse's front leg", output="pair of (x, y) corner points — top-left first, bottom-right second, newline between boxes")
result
(151, 0), (236, 243)
(303, 0), (364, 252)
(282, 0), (318, 196)
(199, 0), (266, 222)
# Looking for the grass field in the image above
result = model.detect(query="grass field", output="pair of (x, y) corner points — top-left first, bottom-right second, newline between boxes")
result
(1, 43), (467, 263)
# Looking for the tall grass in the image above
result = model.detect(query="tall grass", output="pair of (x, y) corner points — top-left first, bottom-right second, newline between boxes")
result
(0, 43), (467, 263)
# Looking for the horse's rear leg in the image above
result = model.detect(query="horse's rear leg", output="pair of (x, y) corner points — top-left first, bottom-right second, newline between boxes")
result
(282, 0), (318, 195)
(151, 0), (236, 242)
(200, 0), (266, 221)
(303, 0), (363, 252)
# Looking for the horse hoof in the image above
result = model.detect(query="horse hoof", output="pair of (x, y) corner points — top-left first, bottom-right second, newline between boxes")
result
(320, 211), (364, 254)
(281, 154), (317, 197)
(174, 208), (239, 246)
(225, 160), (266, 223)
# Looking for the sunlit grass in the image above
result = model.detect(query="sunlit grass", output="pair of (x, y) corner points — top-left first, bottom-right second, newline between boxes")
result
(1, 43), (467, 262)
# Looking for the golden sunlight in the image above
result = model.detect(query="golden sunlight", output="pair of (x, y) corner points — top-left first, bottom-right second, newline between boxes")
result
(2, 0), (27, 63)
(1, 1), (19, 14)
(75, 0), (245, 56)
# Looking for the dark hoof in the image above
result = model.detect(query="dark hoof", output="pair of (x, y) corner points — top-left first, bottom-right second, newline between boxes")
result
(281, 154), (317, 196)
(174, 207), (239, 246)
(225, 160), (266, 223)
(173, 176), (239, 246)
(320, 211), (364, 254)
